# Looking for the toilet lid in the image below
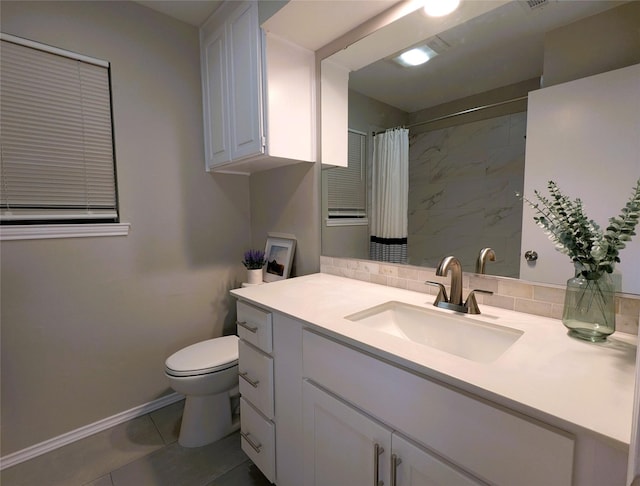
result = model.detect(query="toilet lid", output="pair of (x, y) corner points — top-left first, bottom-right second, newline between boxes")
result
(165, 335), (239, 376)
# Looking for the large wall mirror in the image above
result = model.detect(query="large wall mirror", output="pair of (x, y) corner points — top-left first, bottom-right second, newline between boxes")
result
(321, 0), (640, 293)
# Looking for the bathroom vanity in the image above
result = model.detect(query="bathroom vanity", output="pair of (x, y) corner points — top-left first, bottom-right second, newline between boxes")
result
(232, 273), (636, 486)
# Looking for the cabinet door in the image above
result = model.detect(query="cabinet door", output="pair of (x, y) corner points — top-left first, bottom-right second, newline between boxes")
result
(303, 380), (391, 486)
(202, 24), (230, 167)
(391, 434), (481, 486)
(227, 1), (263, 161)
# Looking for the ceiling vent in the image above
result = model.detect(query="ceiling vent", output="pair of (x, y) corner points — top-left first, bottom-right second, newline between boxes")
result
(526, 0), (548, 9)
(518, 0), (557, 14)
(525, 0), (564, 12)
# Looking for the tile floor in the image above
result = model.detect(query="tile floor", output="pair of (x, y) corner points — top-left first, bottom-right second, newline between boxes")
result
(1, 400), (272, 486)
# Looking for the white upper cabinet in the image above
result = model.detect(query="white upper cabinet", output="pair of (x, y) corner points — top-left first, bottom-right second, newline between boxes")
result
(200, 1), (316, 174)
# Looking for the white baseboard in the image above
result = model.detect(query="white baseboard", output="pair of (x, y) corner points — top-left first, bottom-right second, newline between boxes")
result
(0, 392), (184, 470)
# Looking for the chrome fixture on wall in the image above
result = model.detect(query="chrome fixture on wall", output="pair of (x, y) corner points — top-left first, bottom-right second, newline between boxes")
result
(476, 247), (496, 274)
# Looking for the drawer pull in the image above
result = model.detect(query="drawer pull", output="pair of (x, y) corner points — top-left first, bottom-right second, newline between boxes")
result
(240, 431), (262, 453)
(239, 371), (260, 388)
(236, 320), (258, 333)
(390, 453), (402, 486)
(374, 442), (384, 486)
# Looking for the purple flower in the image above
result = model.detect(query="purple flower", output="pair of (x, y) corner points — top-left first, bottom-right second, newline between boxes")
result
(242, 249), (266, 269)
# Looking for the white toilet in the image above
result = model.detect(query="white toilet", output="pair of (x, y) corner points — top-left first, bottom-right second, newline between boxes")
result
(165, 335), (240, 447)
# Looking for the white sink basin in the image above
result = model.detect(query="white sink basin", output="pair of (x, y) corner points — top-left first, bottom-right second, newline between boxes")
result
(345, 301), (523, 363)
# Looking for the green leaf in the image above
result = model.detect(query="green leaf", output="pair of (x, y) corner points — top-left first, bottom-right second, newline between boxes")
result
(522, 177), (640, 272)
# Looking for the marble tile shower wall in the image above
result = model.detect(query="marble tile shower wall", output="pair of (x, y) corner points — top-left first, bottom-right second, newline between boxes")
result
(320, 256), (640, 336)
(408, 112), (526, 277)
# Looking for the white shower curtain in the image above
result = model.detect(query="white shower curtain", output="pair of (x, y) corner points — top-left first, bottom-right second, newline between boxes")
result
(369, 128), (409, 263)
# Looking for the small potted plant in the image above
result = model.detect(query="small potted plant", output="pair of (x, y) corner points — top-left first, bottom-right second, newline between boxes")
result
(242, 249), (266, 285)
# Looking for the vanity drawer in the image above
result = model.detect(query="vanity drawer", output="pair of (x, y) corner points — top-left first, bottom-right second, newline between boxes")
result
(238, 339), (274, 419)
(240, 397), (275, 483)
(303, 330), (574, 486)
(237, 301), (273, 353)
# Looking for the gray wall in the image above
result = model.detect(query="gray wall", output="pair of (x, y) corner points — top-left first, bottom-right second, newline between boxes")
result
(542, 1), (640, 88)
(1, 1), (251, 455)
(250, 162), (320, 277)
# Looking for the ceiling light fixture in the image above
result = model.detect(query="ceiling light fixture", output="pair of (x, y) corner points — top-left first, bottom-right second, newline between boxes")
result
(423, 0), (461, 17)
(393, 45), (439, 67)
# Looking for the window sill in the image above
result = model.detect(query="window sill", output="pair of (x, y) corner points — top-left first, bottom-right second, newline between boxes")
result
(0, 223), (130, 241)
(326, 218), (369, 227)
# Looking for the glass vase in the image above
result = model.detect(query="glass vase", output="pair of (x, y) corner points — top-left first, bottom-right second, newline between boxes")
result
(562, 265), (615, 342)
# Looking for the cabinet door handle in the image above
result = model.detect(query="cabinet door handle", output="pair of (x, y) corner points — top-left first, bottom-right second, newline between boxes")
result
(374, 442), (384, 486)
(240, 431), (262, 453)
(239, 371), (260, 388)
(236, 320), (258, 333)
(390, 453), (402, 486)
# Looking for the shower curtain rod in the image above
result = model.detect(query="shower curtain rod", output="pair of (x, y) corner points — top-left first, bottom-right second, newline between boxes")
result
(373, 95), (528, 136)
(407, 94), (528, 129)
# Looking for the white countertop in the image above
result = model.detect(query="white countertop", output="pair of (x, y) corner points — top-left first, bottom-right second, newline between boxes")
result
(231, 273), (637, 448)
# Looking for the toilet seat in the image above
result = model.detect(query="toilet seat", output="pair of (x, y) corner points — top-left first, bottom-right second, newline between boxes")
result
(165, 335), (239, 377)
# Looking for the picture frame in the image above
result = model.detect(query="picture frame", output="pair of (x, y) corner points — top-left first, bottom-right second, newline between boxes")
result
(263, 234), (296, 282)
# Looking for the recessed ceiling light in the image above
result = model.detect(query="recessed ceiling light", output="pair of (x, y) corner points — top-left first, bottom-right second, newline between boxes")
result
(423, 0), (461, 17)
(393, 45), (439, 67)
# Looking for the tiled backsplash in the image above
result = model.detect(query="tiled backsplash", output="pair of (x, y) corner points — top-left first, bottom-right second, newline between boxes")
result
(321, 256), (640, 336)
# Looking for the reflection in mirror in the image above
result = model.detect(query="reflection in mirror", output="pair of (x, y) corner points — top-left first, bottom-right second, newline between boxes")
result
(321, 0), (640, 292)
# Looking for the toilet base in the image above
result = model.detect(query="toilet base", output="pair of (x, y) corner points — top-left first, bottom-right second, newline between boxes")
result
(179, 390), (239, 448)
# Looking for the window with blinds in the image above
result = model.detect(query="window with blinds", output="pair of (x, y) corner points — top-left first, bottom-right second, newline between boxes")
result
(0, 34), (118, 224)
(327, 130), (366, 221)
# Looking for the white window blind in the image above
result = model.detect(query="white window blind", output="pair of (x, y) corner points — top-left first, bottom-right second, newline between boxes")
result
(328, 130), (366, 218)
(0, 34), (118, 223)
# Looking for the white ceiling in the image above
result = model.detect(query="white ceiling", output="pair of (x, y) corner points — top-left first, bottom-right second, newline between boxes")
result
(133, 0), (396, 35)
(345, 0), (626, 113)
(134, 0), (222, 26)
(133, 0), (627, 114)
(261, 0), (398, 51)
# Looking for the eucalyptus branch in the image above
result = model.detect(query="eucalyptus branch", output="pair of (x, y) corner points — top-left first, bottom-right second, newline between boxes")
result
(522, 178), (640, 276)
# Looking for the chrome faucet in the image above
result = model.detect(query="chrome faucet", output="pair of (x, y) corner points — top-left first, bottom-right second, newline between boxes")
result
(437, 256), (463, 306)
(426, 255), (493, 314)
(475, 247), (496, 274)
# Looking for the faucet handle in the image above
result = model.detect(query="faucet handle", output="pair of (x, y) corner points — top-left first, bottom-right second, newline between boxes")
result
(425, 281), (448, 305)
(464, 289), (493, 314)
